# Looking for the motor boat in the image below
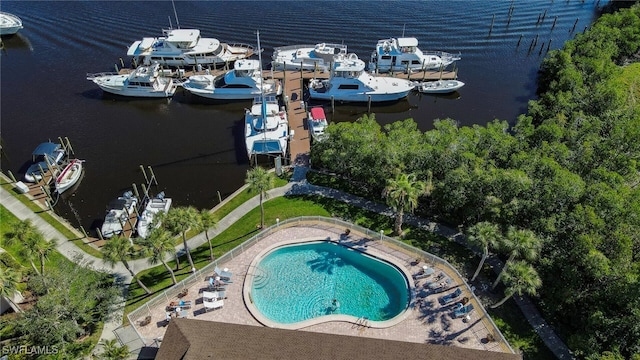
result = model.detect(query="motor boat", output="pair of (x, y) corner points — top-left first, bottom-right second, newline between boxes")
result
(271, 43), (347, 72)
(368, 37), (460, 73)
(245, 95), (289, 159)
(308, 106), (328, 142)
(0, 12), (23, 36)
(24, 142), (66, 183)
(181, 59), (281, 100)
(416, 79), (465, 94)
(136, 192), (172, 239)
(308, 53), (415, 103)
(127, 28), (254, 67)
(54, 159), (84, 194)
(87, 62), (178, 98)
(101, 191), (139, 239)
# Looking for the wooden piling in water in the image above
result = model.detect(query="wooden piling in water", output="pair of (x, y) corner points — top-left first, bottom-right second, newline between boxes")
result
(541, 9), (547, 22)
(551, 16), (558, 31)
(547, 39), (552, 53)
(517, 34), (523, 47)
(570, 18), (579, 33)
(534, 34), (539, 47)
(489, 14), (495, 34)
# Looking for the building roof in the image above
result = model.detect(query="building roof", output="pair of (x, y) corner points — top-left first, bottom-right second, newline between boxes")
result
(156, 319), (522, 360)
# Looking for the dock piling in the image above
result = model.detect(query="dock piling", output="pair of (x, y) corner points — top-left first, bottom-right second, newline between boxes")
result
(570, 18), (579, 33)
(517, 34), (523, 47)
(551, 16), (558, 31)
(7, 170), (17, 183)
(119, 57), (124, 69)
(489, 14), (495, 34)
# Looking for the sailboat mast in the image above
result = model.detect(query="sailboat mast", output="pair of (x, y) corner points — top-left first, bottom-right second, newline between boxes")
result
(172, 0), (181, 29)
(257, 30), (267, 129)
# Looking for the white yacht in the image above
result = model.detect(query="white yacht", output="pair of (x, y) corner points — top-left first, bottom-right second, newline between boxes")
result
(308, 106), (328, 143)
(87, 63), (178, 98)
(245, 95), (289, 159)
(271, 43), (347, 72)
(368, 37), (460, 73)
(308, 53), (414, 103)
(101, 191), (138, 239)
(136, 192), (172, 239)
(127, 28), (254, 67)
(181, 59), (281, 100)
(0, 12), (23, 36)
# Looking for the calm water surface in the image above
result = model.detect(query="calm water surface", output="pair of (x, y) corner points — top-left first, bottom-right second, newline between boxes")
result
(0, 1), (606, 233)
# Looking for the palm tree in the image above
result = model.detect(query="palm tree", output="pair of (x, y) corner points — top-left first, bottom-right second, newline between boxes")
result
(196, 209), (218, 261)
(245, 166), (274, 229)
(140, 227), (177, 285)
(0, 267), (21, 299)
(33, 235), (57, 275)
(466, 221), (502, 282)
(382, 172), (431, 236)
(164, 207), (199, 273)
(490, 260), (542, 308)
(101, 234), (151, 294)
(18, 235), (42, 276)
(5, 220), (38, 274)
(492, 226), (542, 289)
(99, 339), (130, 360)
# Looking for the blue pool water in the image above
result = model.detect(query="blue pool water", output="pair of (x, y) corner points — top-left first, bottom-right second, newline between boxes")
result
(251, 241), (410, 324)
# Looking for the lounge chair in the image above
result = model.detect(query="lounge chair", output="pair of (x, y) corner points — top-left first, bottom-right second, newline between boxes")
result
(413, 266), (435, 280)
(440, 288), (462, 304)
(208, 277), (228, 291)
(177, 309), (189, 318)
(453, 303), (474, 318)
(214, 266), (233, 281)
(203, 298), (224, 312)
(427, 277), (452, 290)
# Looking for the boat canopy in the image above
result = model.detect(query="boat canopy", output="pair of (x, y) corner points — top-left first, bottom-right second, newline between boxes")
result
(32, 142), (61, 158)
(251, 140), (283, 155)
(310, 107), (326, 121)
(165, 29), (200, 44)
(397, 37), (419, 47)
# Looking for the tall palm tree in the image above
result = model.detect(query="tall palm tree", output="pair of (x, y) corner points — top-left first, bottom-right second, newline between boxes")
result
(492, 226), (542, 289)
(164, 207), (199, 273)
(196, 209), (218, 261)
(0, 267), (21, 299)
(101, 234), (151, 294)
(99, 339), (130, 360)
(466, 221), (502, 282)
(382, 172), (430, 236)
(18, 234), (42, 276)
(490, 261), (542, 308)
(33, 235), (57, 275)
(140, 228), (177, 285)
(245, 166), (274, 229)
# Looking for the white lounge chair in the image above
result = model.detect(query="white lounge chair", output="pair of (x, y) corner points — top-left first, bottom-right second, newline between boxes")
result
(203, 298), (224, 312)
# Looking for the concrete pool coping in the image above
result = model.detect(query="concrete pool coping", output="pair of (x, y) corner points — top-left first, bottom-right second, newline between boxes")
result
(242, 236), (416, 330)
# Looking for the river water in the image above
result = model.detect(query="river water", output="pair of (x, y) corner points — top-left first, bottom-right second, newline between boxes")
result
(0, 1), (606, 234)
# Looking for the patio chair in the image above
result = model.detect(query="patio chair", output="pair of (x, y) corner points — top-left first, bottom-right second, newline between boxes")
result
(412, 266), (435, 280)
(453, 303), (474, 318)
(208, 277), (228, 291)
(428, 277), (452, 290)
(440, 288), (462, 304)
(214, 266), (233, 281)
(203, 298), (224, 312)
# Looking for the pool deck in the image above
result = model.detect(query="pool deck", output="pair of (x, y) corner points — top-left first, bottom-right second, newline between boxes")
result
(134, 224), (510, 354)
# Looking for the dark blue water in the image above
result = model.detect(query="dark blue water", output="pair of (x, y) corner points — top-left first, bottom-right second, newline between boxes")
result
(0, 1), (606, 233)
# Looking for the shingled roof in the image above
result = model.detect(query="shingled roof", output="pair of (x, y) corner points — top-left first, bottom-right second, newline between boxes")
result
(156, 319), (522, 360)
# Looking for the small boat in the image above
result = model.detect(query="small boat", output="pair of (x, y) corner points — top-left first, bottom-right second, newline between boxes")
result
(245, 95), (289, 159)
(54, 159), (84, 194)
(101, 191), (139, 239)
(181, 59), (281, 100)
(24, 141), (66, 183)
(0, 12), (23, 36)
(308, 53), (415, 103)
(87, 62), (178, 98)
(127, 28), (254, 67)
(308, 106), (328, 142)
(136, 192), (172, 239)
(271, 43), (348, 72)
(368, 37), (460, 73)
(416, 80), (465, 94)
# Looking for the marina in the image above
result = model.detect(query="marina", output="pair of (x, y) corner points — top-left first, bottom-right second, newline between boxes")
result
(0, 0), (606, 240)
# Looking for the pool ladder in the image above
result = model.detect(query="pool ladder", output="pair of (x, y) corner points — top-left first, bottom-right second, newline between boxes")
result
(251, 266), (270, 289)
(354, 316), (369, 330)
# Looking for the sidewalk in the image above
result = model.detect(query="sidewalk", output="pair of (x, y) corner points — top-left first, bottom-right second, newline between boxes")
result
(0, 169), (573, 359)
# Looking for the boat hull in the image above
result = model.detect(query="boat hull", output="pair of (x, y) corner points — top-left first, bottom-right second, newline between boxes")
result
(308, 89), (412, 103)
(418, 80), (465, 94)
(55, 159), (84, 194)
(0, 12), (23, 35)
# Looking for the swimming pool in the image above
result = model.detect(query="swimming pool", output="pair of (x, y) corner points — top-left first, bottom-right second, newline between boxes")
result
(246, 240), (410, 328)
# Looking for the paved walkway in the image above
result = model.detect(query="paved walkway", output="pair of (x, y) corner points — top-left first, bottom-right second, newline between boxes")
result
(0, 168), (573, 359)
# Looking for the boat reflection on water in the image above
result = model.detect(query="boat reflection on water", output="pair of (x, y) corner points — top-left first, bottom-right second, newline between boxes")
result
(0, 31), (33, 53)
(416, 90), (462, 101)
